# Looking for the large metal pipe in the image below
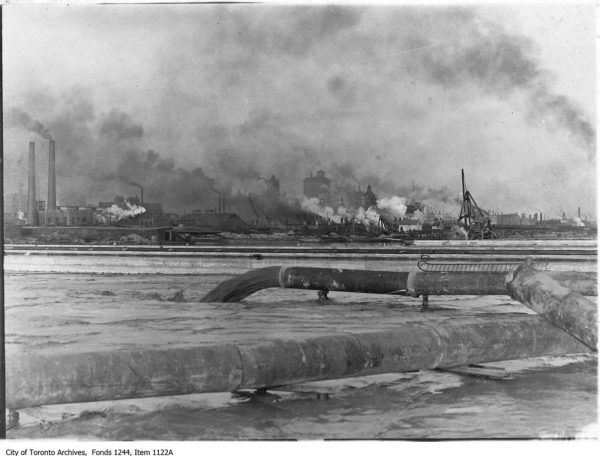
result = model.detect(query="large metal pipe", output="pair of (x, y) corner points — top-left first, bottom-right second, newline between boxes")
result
(5, 314), (589, 409)
(27, 141), (37, 226)
(48, 139), (56, 211)
(201, 266), (597, 302)
(410, 269), (597, 297)
(507, 264), (597, 351)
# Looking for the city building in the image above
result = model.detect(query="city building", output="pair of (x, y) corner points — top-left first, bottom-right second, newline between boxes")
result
(303, 171), (331, 198)
(267, 175), (280, 193)
(362, 184), (378, 209)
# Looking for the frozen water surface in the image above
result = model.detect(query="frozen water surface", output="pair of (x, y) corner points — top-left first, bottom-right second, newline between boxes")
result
(4, 262), (597, 440)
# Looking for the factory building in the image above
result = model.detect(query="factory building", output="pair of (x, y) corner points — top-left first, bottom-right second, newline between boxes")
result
(9, 138), (167, 227)
(180, 211), (249, 233)
(12, 139), (94, 226)
(319, 188), (362, 211)
(496, 213), (522, 226)
(494, 212), (545, 226)
(38, 206), (95, 226)
(302, 171), (364, 212)
(98, 196), (165, 226)
(5, 138), (594, 243)
(5, 185), (27, 215)
(303, 171), (331, 198)
(398, 219), (423, 232)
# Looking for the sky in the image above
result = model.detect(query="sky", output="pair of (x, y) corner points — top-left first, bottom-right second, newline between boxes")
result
(2, 1), (596, 218)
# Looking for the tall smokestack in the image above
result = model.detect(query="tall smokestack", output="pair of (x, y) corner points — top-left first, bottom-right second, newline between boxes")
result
(128, 182), (143, 206)
(578, 207), (581, 218)
(27, 141), (37, 225)
(48, 139), (56, 211)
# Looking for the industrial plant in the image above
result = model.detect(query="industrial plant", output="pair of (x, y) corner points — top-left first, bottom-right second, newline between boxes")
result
(3, 139), (596, 245)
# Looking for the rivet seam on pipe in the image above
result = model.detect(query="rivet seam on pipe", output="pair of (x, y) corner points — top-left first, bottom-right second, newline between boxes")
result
(279, 266), (288, 288)
(407, 271), (417, 294)
(427, 325), (447, 367)
(347, 332), (370, 371)
(233, 344), (246, 391)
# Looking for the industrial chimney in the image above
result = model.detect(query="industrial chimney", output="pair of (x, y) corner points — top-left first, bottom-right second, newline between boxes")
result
(48, 139), (56, 211)
(578, 207), (581, 218)
(27, 141), (37, 225)
(128, 182), (143, 206)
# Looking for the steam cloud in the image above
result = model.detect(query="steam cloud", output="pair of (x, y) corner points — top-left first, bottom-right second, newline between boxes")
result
(377, 196), (407, 218)
(100, 202), (146, 222)
(300, 197), (344, 224)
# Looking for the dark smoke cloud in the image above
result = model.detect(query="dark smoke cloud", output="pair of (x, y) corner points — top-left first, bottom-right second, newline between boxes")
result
(110, 149), (217, 212)
(6, 107), (53, 140)
(406, 12), (595, 157)
(220, 5), (363, 57)
(329, 163), (361, 189)
(176, 5), (593, 209)
(4, 90), (220, 213)
(3, 5), (595, 218)
(531, 90), (595, 157)
(99, 109), (144, 140)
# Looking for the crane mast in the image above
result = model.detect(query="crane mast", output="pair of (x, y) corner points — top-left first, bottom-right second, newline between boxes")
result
(458, 169), (497, 239)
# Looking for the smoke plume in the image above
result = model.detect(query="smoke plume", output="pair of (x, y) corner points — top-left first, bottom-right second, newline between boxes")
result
(3, 5), (595, 219)
(6, 107), (53, 140)
(376, 196), (407, 218)
(100, 109), (144, 140)
(300, 197), (344, 224)
(355, 206), (380, 226)
(100, 202), (146, 222)
(405, 10), (595, 157)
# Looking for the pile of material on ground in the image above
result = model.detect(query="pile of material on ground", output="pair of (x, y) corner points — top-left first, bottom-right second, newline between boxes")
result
(118, 234), (150, 245)
(38, 231), (86, 244)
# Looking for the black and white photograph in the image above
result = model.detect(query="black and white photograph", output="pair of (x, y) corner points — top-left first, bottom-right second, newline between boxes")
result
(1, 0), (597, 445)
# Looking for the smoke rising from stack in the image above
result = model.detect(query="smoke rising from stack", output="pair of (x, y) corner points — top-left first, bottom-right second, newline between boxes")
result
(128, 181), (144, 205)
(48, 139), (57, 211)
(98, 202), (146, 223)
(355, 206), (380, 226)
(299, 194), (409, 229)
(300, 197), (343, 223)
(27, 142), (37, 225)
(7, 108), (53, 140)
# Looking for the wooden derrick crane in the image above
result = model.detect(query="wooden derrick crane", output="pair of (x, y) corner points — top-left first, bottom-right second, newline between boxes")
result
(458, 169), (497, 239)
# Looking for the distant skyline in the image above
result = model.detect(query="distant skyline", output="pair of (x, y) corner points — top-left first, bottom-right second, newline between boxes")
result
(3, 2), (596, 218)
